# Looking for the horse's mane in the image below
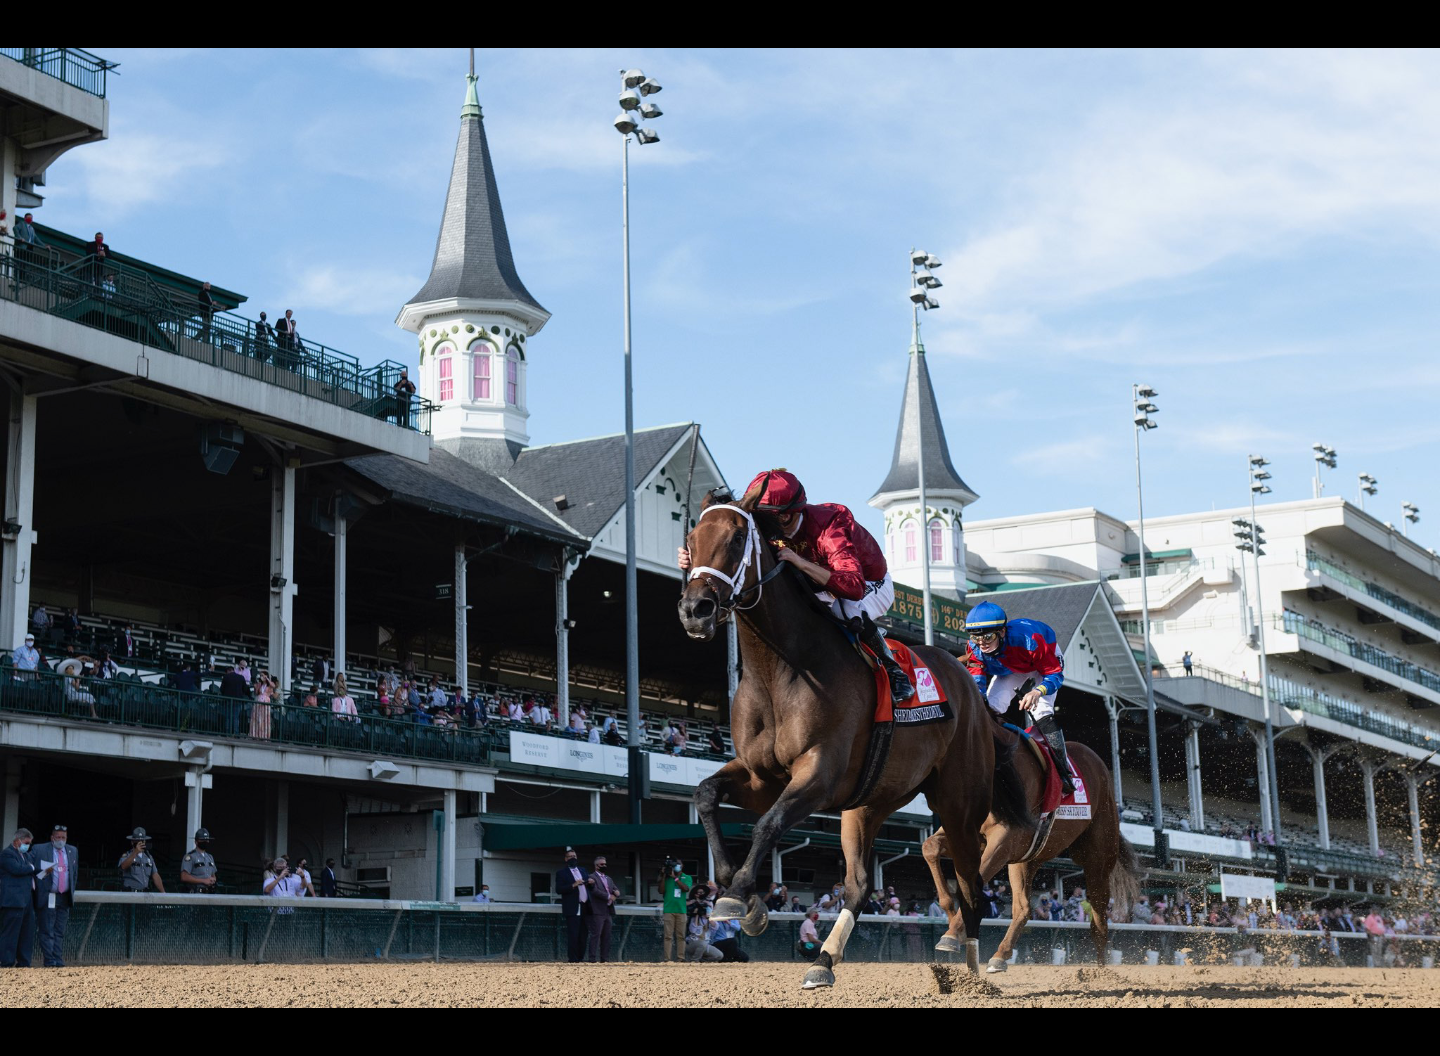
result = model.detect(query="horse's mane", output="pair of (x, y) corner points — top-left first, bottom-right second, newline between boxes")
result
(702, 485), (784, 539)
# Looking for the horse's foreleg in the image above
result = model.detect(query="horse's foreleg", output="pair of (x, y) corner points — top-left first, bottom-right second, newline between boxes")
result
(713, 765), (829, 938)
(695, 758), (774, 889)
(921, 827), (957, 920)
(988, 860), (1035, 973)
(802, 807), (887, 990)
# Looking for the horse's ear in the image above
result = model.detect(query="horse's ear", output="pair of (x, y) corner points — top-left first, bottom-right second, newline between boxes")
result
(701, 488), (733, 510)
(737, 482), (763, 512)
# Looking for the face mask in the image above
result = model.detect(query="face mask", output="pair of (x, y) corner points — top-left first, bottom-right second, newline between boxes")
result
(481, 889), (490, 896)
(596, 866), (607, 873)
(566, 857), (577, 865)
(18, 843), (30, 853)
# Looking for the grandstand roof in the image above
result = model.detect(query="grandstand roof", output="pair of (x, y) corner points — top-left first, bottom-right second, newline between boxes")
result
(346, 447), (584, 547)
(965, 581), (1100, 647)
(506, 423), (696, 539)
(871, 345), (976, 504)
(404, 75), (545, 316)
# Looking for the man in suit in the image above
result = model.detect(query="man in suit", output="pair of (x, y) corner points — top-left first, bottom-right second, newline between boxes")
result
(584, 854), (619, 963)
(320, 858), (338, 897)
(1, 828), (42, 968)
(554, 846), (592, 963)
(275, 309), (300, 369)
(33, 824), (78, 967)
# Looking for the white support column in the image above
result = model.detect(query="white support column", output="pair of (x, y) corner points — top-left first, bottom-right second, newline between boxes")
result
(442, 788), (457, 902)
(1360, 757), (1380, 857)
(726, 619), (739, 702)
(1, 391), (38, 651)
(1105, 698), (1124, 808)
(268, 464), (297, 695)
(590, 790), (601, 824)
(1251, 727), (1273, 834)
(1306, 743), (1331, 851)
(275, 780), (290, 856)
(455, 545), (468, 696)
(556, 556), (575, 728)
(332, 502), (347, 677)
(1185, 722), (1204, 832)
(2, 757), (22, 838)
(184, 767), (205, 851)
(1406, 773), (1425, 868)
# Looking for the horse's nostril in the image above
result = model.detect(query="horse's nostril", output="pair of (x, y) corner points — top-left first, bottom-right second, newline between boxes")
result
(693, 598), (715, 619)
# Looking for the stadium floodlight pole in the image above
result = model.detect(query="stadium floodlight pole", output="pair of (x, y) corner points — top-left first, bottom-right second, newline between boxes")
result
(1132, 385), (1165, 862)
(1402, 502), (1420, 538)
(909, 249), (942, 646)
(614, 67), (662, 825)
(1311, 443), (1336, 499)
(1246, 455), (1284, 851)
(1358, 473), (1377, 512)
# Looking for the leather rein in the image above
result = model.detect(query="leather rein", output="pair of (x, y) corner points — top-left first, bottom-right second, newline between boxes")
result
(686, 504), (787, 618)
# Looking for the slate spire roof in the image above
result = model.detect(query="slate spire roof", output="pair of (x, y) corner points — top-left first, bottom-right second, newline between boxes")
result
(871, 338), (976, 502)
(406, 74), (546, 315)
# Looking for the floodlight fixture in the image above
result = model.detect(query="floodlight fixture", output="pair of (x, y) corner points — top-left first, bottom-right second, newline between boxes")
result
(635, 127), (660, 145)
(910, 249), (929, 267)
(622, 69), (646, 88)
(923, 296), (939, 311)
(1137, 385), (1158, 399)
(639, 78), (663, 96)
(619, 88), (642, 111)
(639, 102), (663, 120)
(614, 112), (640, 135)
(909, 287), (929, 305)
(924, 254), (942, 269)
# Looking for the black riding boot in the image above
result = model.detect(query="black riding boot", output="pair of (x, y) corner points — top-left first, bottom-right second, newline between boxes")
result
(1036, 714), (1074, 795)
(860, 615), (914, 703)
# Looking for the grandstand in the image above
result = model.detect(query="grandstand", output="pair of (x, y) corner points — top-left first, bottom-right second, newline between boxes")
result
(1, 49), (1433, 938)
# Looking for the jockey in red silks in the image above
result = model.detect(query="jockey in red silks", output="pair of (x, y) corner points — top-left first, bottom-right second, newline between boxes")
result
(680, 469), (915, 703)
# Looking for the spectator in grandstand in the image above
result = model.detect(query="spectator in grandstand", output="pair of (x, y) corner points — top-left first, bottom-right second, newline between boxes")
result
(1, 828), (40, 969)
(377, 679), (392, 713)
(250, 672), (274, 739)
(797, 909), (822, 958)
(119, 828), (164, 892)
(587, 721), (601, 744)
(1245, 821), (1259, 843)
(393, 682), (411, 718)
(30, 604), (52, 642)
(62, 607), (80, 643)
(292, 857), (317, 898)
(174, 658), (201, 693)
(1362, 906), (1386, 964)
(33, 824), (77, 966)
(602, 715), (621, 746)
(764, 882), (787, 912)
(11, 632), (40, 678)
(85, 232), (110, 284)
(1178, 816), (1191, 832)
(472, 884), (492, 903)
(196, 281), (216, 342)
(321, 859), (338, 898)
(95, 649), (118, 679)
(236, 657), (252, 685)
(276, 309), (300, 367)
(1031, 892), (1052, 921)
(556, 846), (592, 963)
(252, 311), (274, 361)
(672, 722), (689, 755)
(311, 655), (329, 689)
(567, 710), (586, 738)
(220, 663), (250, 735)
(584, 855), (619, 962)
(56, 654), (99, 719)
(302, 686), (320, 708)
(332, 674), (358, 722)
(789, 896), (805, 913)
(1182, 650), (1193, 676)
(885, 897), (902, 917)
(394, 368), (417, 428)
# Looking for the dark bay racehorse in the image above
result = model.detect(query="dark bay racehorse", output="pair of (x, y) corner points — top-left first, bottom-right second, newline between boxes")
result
(921, 726), (1141, 970)
(678, 486), (1029, 988)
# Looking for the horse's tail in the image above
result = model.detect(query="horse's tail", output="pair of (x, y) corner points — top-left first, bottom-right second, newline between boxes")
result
(1109, 836), (1144, 922)
(991, 731), (1035, 831)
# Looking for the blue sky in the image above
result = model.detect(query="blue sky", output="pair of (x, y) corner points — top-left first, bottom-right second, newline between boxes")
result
(42, 48), (1440, 543)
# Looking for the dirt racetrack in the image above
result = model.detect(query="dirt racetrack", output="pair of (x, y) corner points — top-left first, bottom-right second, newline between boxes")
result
(1, 962), (1437, 1007)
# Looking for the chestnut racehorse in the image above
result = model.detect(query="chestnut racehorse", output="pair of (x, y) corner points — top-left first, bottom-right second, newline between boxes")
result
(922, 726), (1141, 970)
(678, 486), (1030, 988)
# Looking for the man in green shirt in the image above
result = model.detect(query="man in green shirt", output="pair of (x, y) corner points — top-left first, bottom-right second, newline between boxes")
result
(658, 857), (692, 961)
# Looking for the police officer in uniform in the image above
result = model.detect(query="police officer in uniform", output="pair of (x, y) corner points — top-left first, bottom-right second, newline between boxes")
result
(180, 828), (218, 893)
(117, 827), (166, 893)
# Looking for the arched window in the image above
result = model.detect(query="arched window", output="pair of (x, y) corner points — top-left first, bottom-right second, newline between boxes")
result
(472, 343), (492, 400)
(886, 531), (896, 559)
(904, 526), (917, 564)
(930, 519), (944, 563)
(506, 347), (519, 406)
(953, 525), (963, 566)
(437, 343), (454, 401)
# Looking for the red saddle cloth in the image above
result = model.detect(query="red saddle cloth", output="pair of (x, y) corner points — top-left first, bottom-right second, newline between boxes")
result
(1028, 728), (1091, 818)
(866, 639), (948, 723)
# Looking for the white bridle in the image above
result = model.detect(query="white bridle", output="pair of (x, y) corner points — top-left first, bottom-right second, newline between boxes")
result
(687, 503), (765, 611)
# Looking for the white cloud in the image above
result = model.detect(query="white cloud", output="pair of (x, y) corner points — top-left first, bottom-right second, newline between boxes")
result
(51, 130), (230, 217)
(286, 264), (424, 317)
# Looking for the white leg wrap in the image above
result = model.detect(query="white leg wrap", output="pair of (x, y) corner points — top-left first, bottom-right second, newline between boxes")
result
(820, 908), (856, 959)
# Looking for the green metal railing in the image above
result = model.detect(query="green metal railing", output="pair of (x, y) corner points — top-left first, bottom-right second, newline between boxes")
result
(1280, 610), (1440, 698)
(1267, 672), (1438, 753)
(1, 48), (115, 98)
(1305, 550), (1440, 635)
(0, 670), (489, 766)
(0, 249), (432, 435)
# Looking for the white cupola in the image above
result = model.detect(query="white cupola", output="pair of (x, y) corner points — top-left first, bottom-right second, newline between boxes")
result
(396, 73), (550, 450)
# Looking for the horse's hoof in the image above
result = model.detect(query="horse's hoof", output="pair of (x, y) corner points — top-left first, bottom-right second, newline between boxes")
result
(711, 896), (746, 922)
(986, 956), (1009, 974)
(740, 894), (769, 937)
(801, 965), (835, 990)
(934, 935), (964, 954)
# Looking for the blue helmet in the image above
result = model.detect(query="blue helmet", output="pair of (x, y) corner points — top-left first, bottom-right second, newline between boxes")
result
(965, 601), (1008, 636)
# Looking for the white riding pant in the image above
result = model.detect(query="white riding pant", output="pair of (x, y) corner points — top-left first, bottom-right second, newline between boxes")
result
(814, 572), (895, 624)
(984, 670), (1057, 723)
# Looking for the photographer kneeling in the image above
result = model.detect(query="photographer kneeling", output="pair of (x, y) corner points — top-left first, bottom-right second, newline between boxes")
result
(685, 901), (724, 962)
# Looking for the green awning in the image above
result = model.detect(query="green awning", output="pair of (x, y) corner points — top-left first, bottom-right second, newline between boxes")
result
(480, 820), (747, 852)
(1121, 548), (1193, 564)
